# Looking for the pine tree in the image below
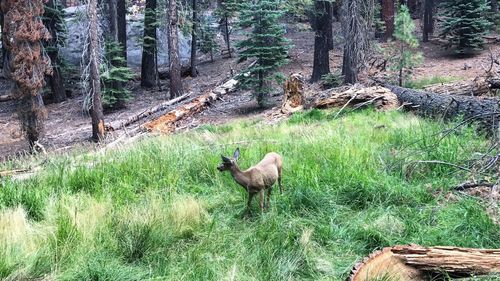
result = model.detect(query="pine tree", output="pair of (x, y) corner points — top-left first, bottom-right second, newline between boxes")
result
(215, 0), (239, 58)
(439, 0), (491, 54)
(236, 0), (290, 107)
(198, 15), (218, 62)
(101, 40), (133, 108)
(387, 5), (422, 86)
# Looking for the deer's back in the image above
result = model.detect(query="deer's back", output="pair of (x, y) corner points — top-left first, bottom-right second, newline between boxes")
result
(246, 152), (282, 189)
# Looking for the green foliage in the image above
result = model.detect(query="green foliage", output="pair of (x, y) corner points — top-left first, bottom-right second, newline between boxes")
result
(386, 5), (423, 86)
(236, 0), (291, 107)
(321, 72), (344, 89)
(0, 110), (499, 280)
(101, 40), (133, 108)
(373, 1), (386, 38)
(439, 0), (491, 54)
(198, 15), (219, 61)
(282, 0), (314, 22)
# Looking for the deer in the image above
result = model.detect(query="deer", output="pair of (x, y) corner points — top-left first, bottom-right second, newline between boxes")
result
(217, 148), (283, 212)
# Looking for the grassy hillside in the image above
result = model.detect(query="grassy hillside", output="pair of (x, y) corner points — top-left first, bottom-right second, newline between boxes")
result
(1, 109), (499, 280)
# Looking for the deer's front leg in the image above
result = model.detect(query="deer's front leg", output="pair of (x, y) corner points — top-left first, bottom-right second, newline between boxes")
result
(259, 190), (264, 211)
(247, 192), (255, 210)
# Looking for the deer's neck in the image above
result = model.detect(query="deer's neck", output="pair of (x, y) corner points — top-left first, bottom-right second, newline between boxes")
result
(230, 165), (251, 191)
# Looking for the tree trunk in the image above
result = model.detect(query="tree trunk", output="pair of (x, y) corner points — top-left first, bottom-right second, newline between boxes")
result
(311, 0), (331, 83)
(423, 76), (495, 96)
(88, 0), (105, 141)
(117, 0), (127, 65)
(144, 75), (240, 133)
(224, 16), (231, 58)
(168, 0), (183, 98)
(190, 0), (198, 77)
(385, 84), (500, 131)
(2, 0), (52, 151)
(326, 1), (334, 50)
(45, 0), (67, 103)
(407, 0), (416, 15)
(141, 0), (157, 88)
(349, 245), (500, 281)
(422, 0), (433, 42)
(381, 0), (394, 41)
(392, 245), (500, 276)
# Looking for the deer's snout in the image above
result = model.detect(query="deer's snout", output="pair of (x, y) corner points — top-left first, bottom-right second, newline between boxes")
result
(217, 164), (225, 172)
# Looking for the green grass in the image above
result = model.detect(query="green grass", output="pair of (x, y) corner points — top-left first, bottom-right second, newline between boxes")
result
(406, 76), (461, 89)
(0, 109), (499, 280)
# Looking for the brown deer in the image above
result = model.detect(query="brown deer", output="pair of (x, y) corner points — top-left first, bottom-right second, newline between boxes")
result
(217, 148), (283, 211)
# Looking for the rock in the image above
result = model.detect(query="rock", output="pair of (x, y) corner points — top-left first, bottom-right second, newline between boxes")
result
(60, 5), (192, 67)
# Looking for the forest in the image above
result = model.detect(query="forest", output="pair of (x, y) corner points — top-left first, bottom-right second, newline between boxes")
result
(0, 0), (499, 280)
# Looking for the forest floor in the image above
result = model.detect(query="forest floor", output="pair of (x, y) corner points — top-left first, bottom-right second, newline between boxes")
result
(0, 23), (499, 161)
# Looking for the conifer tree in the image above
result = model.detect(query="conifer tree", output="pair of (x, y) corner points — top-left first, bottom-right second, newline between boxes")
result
(439, 0), (491, 54)
(236, 0), (290, 107)
(388, 5), (422, 86)
(215, 0), (238, 58)
(198, 15), (218, 62)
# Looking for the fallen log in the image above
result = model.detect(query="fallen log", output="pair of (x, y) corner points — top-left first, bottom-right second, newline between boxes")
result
(392, 245), (500, 276)
(0, 94), (12, 102)
(106, 93), (190, 131)
(423, 76), (492, 96)
(313, 86), (400, 111)
(0, 169), (30, 178)
(143, 78), (239, 133)
(384, 84), (500, 131)
(349, 245), (500, 281)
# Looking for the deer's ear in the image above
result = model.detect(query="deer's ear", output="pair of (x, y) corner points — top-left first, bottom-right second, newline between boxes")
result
(233, 148), (240, 161)
(221, 155), (231, 163)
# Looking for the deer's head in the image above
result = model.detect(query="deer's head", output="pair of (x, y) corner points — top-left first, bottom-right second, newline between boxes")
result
(217, 148), (240, 172)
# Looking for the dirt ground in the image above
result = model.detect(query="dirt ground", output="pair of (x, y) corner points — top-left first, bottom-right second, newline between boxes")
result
(1, 23), (499, 161)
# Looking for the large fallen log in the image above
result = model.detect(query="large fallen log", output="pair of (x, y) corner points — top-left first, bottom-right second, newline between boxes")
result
(143, 78), (239, 133)
(384, 84), (500, 131)
(349, 245), (500, 281)
(313, 86), (400, 111)
(392, 245), (500, 275)
(106, 93), (190, 131)
(423, 76), (492, 96)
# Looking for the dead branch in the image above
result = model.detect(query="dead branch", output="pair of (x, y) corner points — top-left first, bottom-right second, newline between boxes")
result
(313, 86), (400, 111)
(0, 94), (13, 102)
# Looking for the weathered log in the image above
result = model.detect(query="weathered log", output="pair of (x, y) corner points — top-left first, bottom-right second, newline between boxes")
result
(392, 245), (500, 275)
(423, 76), (491, 96)
(313, 86), (400, 111)
(143, 77), (239, 133)
(106, 93), (190, 131)
(349, 245), (500, 281)
(281, 73), (306, 114)
(385, 84), (500, 131)
(0, 94), (12, 102)
(0, 169), (30, 178)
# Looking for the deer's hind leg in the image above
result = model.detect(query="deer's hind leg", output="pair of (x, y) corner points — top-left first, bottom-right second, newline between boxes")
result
(266, 187), (272, 209)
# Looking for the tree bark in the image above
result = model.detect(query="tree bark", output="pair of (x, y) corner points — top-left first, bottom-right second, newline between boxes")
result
(190, 0), (198, 77)
(423, 76), (495, 96)
(381, 0), (395, 41)
(224, 16), (231, 58)
(45, 0), (67, 103)
(392, 245), (500, 276)
(141, 0), (157, 88)
(168, 0), (183, 98)
(88, 0), (105, 141)
(311, 0), (331, 82)
(385, 84), (500, 131)
(491, 0), (498, 14)
(422, 0), (434, 42)
(117, 0), (127, 65)
(326, 1), (334, 50)
(349, 245), (500, 281)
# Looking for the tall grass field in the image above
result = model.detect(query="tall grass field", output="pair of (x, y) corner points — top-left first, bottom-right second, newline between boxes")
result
(1, 109), (499, 280)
